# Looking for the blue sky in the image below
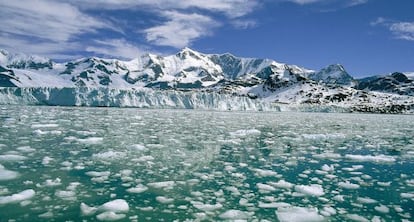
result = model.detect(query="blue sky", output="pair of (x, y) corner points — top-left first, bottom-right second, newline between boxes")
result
(0, 0), (413, 77)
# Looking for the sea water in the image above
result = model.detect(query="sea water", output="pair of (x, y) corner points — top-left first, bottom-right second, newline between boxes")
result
(0, 105), (413, 221)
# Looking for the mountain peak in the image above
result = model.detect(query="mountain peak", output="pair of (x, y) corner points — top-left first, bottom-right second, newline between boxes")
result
(308, 64), (353, 85)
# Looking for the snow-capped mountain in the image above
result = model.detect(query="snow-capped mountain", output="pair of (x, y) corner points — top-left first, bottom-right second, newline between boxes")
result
(308, 64), (354, 85)
(0, 48), (413, 113)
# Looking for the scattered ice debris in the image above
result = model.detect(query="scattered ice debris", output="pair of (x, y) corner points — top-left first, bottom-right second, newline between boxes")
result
(191, 201), (223, 211)
(128, 144), (147, 151)
(126, 184), (148, 193)
(31, 123), (59, 128)
(258, 202), (291, 209)
(374, 205), (390, 214)
(253, 168), (279, 177)
(294, 184), (324, 196)
(257, 183), (277, 193)
(345, 154), (396, 163)
(0, 164), (19, 181)
(93, 151), (126, 160)
(80, 203), (98, 216)
(268, 180), (294, 189)
(321, 164), (335, 172)
(96, 211), (126, 221)
(0, 154), (27, 162)
(338, 181), (360, 189)
(41, 156), (53, 165)
(99, 199), (129, 213)
(276, 206), (325, 222)
(346, 214), (369, 222)
(147, 181), (175, 189)
(219, 210), (253, 220)
(55, 190), (76, 200)
(77, 137), (103, 145)
(43, 178), (62, 187)
(16, 146), (35, 153)
(85, 171), (111, 177)
(313, 152), (342, 159)
(0, 189), (35, 205)
(356, 197), (378, 204)
(229, 129), (261, 137)
(155, 196), (174, 204)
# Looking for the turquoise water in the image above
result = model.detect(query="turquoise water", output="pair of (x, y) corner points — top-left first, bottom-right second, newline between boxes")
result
(0, 106), (413, 221)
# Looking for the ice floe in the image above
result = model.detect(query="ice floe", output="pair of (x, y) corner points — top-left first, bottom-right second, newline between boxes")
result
(0, 189), (35, 205)
(276, 206), (325, 222)
(294, 184), (324, 196)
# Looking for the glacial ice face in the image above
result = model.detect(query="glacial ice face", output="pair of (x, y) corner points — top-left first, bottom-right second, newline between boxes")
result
(0, 87), (279, 111)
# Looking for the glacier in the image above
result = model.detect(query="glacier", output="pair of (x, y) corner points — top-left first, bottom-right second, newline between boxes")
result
(0, 87), (279, 111)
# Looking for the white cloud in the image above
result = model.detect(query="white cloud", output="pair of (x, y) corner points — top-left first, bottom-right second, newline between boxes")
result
(390, 22), (414, 41)
(70, 0), (258, 18)
(286, 0), (368, 7)
(86, 39), (149, 59)
(231, 19), (257, 29)
(144, 11), (220, 48)
(0, 0), (109, 42)
(371, 17), (414, 41)
(288, 0), (325, 5)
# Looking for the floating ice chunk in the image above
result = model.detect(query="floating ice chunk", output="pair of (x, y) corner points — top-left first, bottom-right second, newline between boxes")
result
(356, 197), (378, 204)
(77, 137), (103, 145)
(302, 133), (344, 140)
(268, 180), (294, 189)
(338, 181), (360, 189)
(38, 211), (54, 218)
(253, 168), (278, 177)
(0, 154), (27, 162)
(93, 151), (126, 160)
(320, 206), (336, 216)
(16, 146), (35, 153)
(377, 181), (391, 187)
(44, 178), (62, 187)
(81, 203), (98, 216)
(333, 195), (345, 202)
(257, 183), (276, 192)
(401, 193), (414, 199)
(128, 144), (147, 151)
(136, 155), (154, 162)
(374, 205), (390, 213)
(126, 184), (148, 193)
(294, 184), (324, 196)
(42, 156), (53, 165)
(96, 211), (126, 221)
(346, 214), (369, 222)
(86, 171), (111, 177)
(99, 199), (129, 213)
(345, 154), (395, 163)
(0, 189), (35, 204)
(258, 202), (291, 208)
(219, 210), (253, 220)
(321, 164), (335, 172)
(276, 206), (325, 222)
(55, 190), (76, 200)
(31, 123), (59, 128)
(191, 201), (223, 211)
(229, 129), (261, 137)
(0, 164), (19, 181)
(147, 181), (175, 189)
(313, 152), (341, 159)
(156, 196), (174, 204)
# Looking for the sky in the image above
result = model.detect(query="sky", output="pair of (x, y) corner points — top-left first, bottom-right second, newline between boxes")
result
(0, 0), (413, 77)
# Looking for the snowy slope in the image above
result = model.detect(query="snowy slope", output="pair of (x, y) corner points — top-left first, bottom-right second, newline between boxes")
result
(0, 48), (413, 113)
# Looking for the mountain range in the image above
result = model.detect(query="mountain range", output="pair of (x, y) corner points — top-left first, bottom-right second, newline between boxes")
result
(0, 48), (413, 113)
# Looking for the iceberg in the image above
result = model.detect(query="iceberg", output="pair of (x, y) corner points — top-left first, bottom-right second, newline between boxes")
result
(0, 87), (279, 111)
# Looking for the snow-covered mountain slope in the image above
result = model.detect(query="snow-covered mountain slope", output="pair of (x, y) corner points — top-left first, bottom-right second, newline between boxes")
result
(308, 64), (354, 85)
(356, 72), (414, 96)
(0, 48), (413, 113)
